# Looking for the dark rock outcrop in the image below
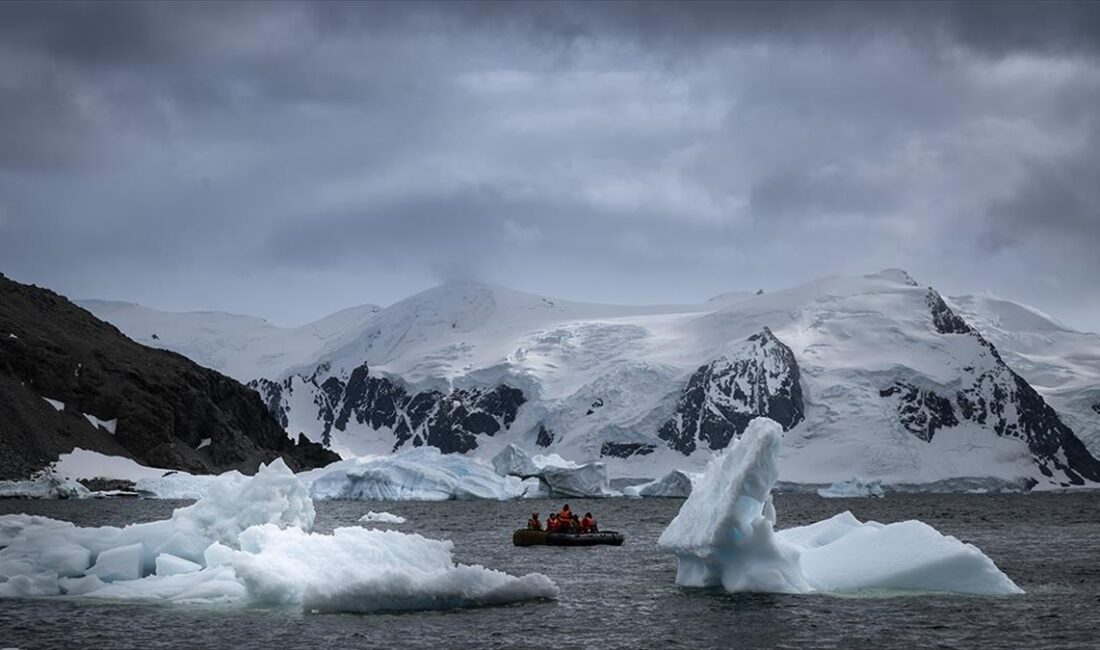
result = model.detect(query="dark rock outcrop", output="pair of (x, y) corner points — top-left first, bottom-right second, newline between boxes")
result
(600, 442), (656, 458)
(879, 382), (958, 442)
(879, 289), (1100, 484)
(0, 273), (338, 480)
(252, 364), (526, 454)
(658, 327), (804, 455)
(536, 424), (554, 448)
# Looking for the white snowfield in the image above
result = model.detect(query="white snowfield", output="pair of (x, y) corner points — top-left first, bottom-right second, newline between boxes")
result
(817, 477), (886, 499)
(78, 299), (382, 383)
(0, 460), (558, 611)
(658, 418), (1023, 596)
(82, 269), (1100, 488)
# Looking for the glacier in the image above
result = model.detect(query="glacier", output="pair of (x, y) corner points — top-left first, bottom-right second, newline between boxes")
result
(658, 418), (1023, 596)
(0, 459), (557, 610)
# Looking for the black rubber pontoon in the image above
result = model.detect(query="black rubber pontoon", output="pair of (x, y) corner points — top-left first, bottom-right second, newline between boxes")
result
(512, 529), (624, 546)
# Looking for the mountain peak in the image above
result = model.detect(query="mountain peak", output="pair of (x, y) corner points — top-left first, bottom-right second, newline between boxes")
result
(867, 268), (919, 287)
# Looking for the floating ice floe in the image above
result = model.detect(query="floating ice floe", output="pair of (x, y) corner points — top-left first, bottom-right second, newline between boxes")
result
(0, 470), (90, 500)
(358, 511), (406, 525)
(658, 418), (1023, 596)
(817, 477), (886, 498)
(304, 448), (525, 501)
(624, 470), (701, 498)
(492, 445), (619, 497)
(0, 459), (558, 611)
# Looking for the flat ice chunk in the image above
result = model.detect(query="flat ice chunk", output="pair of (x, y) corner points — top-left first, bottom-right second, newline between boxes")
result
(658, 417), (1022, 596)
(307, 448), (523, 501)
(0, 472), (89, 499)
(87, 543), (144, 583)
(492, 444), (541, 477)
(225, 524), (557, 613)
(155, 553), (202, 577)
(818, 477), (885, 498)
(359, 511), (406, 525)
(778, 514), (1022, 595)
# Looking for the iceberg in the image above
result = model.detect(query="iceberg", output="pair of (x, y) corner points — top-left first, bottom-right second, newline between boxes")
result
(491, 444), (541, 477)
(0, 470), (90, 500)
(358, 511), (406, 525)
(491, 445), (618, 497)
(817, 477), (885, 498)
(658, 418), (1022, 596)
(0, 458), (558, 610)
(305, 448), (524, 501)
(624, 470), (700, 498)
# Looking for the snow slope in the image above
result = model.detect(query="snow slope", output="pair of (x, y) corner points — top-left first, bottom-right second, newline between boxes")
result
(949, 294), (1100, 456)
(85, 271), (1100, 489)
(78, 300), (381, 382)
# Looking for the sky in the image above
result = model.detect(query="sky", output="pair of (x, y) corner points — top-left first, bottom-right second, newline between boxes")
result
(1, 1), (1098, 331)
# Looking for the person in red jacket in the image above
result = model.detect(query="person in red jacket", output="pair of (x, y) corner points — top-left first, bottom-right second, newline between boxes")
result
(527, 512), (542, 531)
(558, 504), (572, 526)
(580, 512), (597, 533)
(546, 513), (559, 532)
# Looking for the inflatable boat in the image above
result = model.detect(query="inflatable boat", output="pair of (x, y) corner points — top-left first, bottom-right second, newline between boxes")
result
(512, 529), (624, 546)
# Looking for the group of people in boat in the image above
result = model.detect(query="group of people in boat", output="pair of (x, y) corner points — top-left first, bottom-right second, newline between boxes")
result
(526, 504), (598, 534)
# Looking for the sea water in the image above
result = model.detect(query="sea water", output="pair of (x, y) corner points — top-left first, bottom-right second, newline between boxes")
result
(1, 493), (1098, 649)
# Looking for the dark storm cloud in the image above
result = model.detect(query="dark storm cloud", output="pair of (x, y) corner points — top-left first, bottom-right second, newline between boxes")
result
(1, 1), (1098, 329)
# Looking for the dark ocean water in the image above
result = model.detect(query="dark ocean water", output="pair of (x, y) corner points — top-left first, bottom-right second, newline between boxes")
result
(2, 493), (1099, 649)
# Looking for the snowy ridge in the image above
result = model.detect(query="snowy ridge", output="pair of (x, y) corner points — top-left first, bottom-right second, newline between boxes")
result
(87, 270), (1100, 489)
(78, 300), (381, 382)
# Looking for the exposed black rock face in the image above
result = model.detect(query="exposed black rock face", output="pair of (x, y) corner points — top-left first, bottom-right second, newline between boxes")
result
(536, 424), (554, 448)
(658, 327), (804, 455)
(927, 289), (974, 335)
(253, 363), (526, 454)
(0, 273), (338, 480)
(1092, 403), (1100, 415)
(884, 289), (1100, 484)
(600, 442), (656, 458)
(585, 398), (604, 416)
(879, 382), (958, 442)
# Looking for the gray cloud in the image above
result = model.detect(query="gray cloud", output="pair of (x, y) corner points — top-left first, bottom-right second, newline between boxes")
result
(0, 1), (1098, 330)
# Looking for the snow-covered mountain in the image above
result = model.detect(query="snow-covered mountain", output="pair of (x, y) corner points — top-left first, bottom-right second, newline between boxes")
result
(78, 300), (381, 382)
(85, 270), (1100, 489)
